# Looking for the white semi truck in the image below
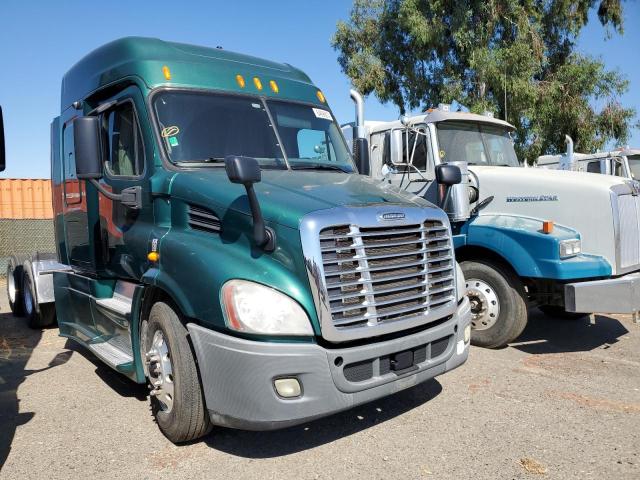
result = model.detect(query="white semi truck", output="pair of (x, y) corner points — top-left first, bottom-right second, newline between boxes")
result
(537, 135), (640, 180)
(345, 91), (640, 348)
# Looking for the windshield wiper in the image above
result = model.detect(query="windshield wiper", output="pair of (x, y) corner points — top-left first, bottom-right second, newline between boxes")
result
(290, 164), (350, 173)
(175, 157), (226, 166)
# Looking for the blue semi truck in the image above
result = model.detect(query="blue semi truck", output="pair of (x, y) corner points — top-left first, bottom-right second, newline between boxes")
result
(345, 92), (640, 348)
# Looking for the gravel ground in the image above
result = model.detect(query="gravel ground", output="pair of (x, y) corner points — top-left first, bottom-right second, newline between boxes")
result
(1, 280), (639, 480)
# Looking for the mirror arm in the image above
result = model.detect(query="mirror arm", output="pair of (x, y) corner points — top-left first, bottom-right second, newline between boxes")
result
(244, 183), (276, 252)
(88, 179), (142, 209)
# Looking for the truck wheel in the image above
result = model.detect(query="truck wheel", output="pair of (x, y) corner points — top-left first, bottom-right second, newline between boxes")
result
(22, 263), (56, 329)
(461, 260), (528, 348)
(538, 305), (589, 320)
(7, 255), (28, 316)
(144, 302), (211, 443)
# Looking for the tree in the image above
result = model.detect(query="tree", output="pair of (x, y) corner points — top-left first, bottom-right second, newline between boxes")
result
(333, 0), (635, 162)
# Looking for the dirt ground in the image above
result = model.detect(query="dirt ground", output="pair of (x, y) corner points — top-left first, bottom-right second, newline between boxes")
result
(1, 280), (639, 479)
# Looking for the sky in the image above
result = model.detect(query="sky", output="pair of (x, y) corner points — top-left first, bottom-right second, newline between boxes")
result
(0, 0), (638, 178)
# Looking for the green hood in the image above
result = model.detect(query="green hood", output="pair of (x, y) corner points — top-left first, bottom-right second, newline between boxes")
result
(168, 169), (433, 228)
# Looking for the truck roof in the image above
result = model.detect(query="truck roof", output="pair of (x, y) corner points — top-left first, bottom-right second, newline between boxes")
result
(365, 110), (514, 134)
(61, 37), (321, 111)
(537, 148), (640, 166)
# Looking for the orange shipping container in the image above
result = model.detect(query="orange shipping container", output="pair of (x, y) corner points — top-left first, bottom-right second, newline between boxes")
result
(0, 179), (54, 219)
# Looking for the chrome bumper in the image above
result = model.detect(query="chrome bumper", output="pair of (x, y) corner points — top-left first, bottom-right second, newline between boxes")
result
(565, 271), (640, 314)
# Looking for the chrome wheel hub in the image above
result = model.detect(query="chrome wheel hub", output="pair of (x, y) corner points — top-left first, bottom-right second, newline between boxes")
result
(23, 281), (33, 316)
(146, 330), (174, 413)
(466, 278), (500, 331)
(7, 268), (16, 304)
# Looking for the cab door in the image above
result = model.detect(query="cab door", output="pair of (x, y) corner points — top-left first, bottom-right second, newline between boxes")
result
(94, 86), (152, 280)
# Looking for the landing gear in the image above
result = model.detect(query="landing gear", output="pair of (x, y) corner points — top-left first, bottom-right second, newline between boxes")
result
(461, 260), (528, 349)
(143, 302), (211, 443)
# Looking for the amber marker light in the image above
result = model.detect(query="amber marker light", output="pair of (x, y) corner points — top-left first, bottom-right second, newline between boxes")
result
(162, 65), (171, 81)
(253, 77), (263, 90)
(542, 221), (554, 234)
(269, 80), (279, 93)
(316, 90), (326, 103)
(147, 252), (160, 262)
(236, 74), (246, 88)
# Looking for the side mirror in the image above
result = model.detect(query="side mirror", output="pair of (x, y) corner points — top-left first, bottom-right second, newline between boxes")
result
(225, 156), (275, 252)
(0, 106), (5, 172)
(225, 155), (261, 185)
(388, 129), (403, 165)
(73, 116), (103, 179)
(435, 164), (462, 186)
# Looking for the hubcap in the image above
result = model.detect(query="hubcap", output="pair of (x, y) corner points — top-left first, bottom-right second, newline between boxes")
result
(23, 280), (33, 316)
(7, 267), (16, 304)
(146, 330), (174, 413)
(466, 278), (500, 331)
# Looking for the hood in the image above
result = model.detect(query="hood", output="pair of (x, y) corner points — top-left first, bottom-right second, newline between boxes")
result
(470, 165), (630, 274)
(470, 165), (629, 192)
(168, 169), (432, 228)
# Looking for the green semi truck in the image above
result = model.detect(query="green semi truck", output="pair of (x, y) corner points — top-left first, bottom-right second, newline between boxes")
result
(4, 38), (471, 443)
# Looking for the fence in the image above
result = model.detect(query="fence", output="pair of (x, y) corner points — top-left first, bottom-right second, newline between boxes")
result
(0, 179), (56, 277)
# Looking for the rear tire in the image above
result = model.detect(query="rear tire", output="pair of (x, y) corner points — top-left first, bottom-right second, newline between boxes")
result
(22, 263), (56, 329)
(539, 305), (589, 320)
(462, 260), (528, 349)
(6, 254), (28, 316)
(144, 302), (211, 443)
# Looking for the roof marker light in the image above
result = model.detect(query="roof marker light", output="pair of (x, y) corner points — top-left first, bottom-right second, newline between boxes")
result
(236, 74), (246, 88)
(542, 221), (554, 234)
(269, 80), (279, 93)
(253, 77), (263, 90)
(316, 90), (326, 103)
(162, 65), (171, 81)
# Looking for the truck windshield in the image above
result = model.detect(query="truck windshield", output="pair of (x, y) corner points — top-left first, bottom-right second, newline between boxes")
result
(627, 155), (640, 179)
(153, 90), (354, 172)
(436, 122), (520, 167)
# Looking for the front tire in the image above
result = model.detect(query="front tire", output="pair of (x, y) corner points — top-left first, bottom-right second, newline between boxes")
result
(144, 302), (211, 443)
(22, 264), (56, 329)
(461, 260), (528, 348)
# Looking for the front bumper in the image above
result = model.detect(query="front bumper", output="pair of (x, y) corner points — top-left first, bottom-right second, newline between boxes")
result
(187, 297), (471, 431)
(565, 271), (640, 313)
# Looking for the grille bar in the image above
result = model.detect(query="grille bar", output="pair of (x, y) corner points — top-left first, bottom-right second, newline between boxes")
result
(322, 245), (449, 264)
(320, 220), (455, 331)
(319, 225), (446, 240)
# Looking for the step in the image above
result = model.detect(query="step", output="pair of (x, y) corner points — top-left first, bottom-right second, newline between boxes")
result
(88, 339), (133, 368)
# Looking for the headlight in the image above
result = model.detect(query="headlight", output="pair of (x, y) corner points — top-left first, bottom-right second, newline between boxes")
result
(559, 239), (581, 259)
(222, 280), (313, 336)
(455, 262), (465, 301)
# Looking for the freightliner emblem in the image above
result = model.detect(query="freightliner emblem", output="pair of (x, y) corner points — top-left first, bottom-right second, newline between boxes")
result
(379, 212), (406, 221)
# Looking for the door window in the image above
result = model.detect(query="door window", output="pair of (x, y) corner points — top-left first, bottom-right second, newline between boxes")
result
(102, 102), (144, 177)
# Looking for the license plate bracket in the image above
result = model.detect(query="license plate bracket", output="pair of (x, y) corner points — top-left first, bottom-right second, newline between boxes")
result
(391, 350), (415, 373)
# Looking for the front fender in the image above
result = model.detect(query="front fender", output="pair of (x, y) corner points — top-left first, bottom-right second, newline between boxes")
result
(456, 215), (611, 280)
(141, 219), (319, 337)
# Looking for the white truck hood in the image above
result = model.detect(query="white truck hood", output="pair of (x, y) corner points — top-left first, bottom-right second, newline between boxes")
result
(470, 166), (637, 275)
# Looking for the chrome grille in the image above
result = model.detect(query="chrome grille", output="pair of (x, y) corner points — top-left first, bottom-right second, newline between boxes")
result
(616, 194), (640, 269)
(319, 221), (455, 330)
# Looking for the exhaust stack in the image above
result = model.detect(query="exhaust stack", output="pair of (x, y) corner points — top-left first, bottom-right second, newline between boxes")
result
(349, 89), (370, 175)
(562, 135), (576, 171)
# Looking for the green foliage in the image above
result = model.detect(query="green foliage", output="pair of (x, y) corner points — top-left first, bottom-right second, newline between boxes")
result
(333, 0), (636, 163)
